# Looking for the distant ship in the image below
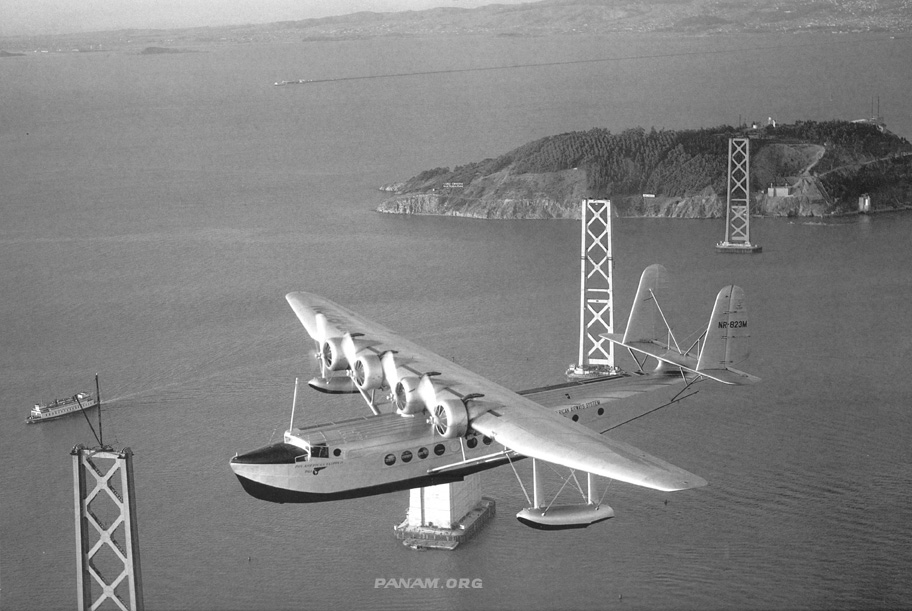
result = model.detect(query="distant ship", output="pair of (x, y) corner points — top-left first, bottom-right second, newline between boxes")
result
(26, 376), (100, 424)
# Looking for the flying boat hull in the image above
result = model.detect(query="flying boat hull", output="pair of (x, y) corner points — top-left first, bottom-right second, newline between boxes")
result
(229, 413), (515, 503)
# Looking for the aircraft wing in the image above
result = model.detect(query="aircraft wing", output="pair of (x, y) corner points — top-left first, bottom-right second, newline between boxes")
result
(286, 292), (706, 492)
(469, 406), (706, 491)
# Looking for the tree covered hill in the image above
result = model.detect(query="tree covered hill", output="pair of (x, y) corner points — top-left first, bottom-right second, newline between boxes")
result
(378, 120), (912, 218)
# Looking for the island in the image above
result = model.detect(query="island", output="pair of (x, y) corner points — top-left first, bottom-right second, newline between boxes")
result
(377, 120), (912, 219)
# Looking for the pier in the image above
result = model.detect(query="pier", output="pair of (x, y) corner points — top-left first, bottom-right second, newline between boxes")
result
(393, 474), (495, 550)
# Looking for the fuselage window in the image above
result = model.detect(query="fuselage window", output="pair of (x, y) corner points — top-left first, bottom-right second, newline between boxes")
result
(401, 450), (413, 463)
(482, 436), (492, 445)
(434, 443), (446, 456)
(417, 447), (429, 459)
(597, 407), (604, 416)
(333, 448), (342, 457)
(571, 414), (579, 422)
(467, 437), (478, 449)
(384, 453), (396, 466)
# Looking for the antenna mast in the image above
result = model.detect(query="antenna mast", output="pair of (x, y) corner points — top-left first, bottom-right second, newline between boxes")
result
(95, 373), (102, 447)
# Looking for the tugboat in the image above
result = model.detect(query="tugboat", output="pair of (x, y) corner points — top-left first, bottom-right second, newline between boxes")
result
(26, 375), (100, 424)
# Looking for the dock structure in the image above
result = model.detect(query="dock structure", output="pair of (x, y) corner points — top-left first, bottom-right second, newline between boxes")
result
(567, 199), (621, 379)
(394, 474), (495, 550)
(72, 445), (144, 611)
(716, 138), (762, 254)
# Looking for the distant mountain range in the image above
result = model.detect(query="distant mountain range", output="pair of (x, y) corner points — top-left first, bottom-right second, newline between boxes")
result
(3, 0), (910, 50)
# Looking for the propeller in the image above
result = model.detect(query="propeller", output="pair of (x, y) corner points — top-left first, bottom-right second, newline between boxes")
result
(382, 352), (420, 413)
(429, 398), (469, 439)
(419, 376), (469, 438)
(315, 312), (331, 344)
(352, 349), (384, 391)
(380, 351), (401, 389)
(394, 376), (422, 415)
(429, 403), (450, 437)
(314, 313), (331, 377)
(341, 333), (358, 371)
(417, 375), (438, 411)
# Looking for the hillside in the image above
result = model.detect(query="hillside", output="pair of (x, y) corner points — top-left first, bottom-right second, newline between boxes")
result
(377, 121), (912, 219)
(2, 0), (910, 52)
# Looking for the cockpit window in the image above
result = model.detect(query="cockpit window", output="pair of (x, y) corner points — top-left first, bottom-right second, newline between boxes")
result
(309, 444), (329, 459)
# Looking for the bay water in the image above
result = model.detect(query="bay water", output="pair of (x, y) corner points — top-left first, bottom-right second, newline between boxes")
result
(2, 33), (911, 610)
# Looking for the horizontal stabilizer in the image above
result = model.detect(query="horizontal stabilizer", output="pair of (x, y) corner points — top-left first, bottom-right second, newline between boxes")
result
(697, 367), (761, 385)
(605, 277), (759, 386)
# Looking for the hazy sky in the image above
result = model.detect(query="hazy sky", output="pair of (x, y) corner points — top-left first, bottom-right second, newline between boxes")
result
(1, 0), (532, 37)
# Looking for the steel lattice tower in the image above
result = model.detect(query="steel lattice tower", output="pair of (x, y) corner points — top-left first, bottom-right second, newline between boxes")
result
(717, 138), (761, 253)
(568, 199), (618, 378)
(72, 445), (144, 611)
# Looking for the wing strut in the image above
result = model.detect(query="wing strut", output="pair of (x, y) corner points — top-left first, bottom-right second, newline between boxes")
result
(604, 265), (760, 386)
(289, 377), (300, 431)
(512, 456), (616, 530)
(648, 288), (682, 353)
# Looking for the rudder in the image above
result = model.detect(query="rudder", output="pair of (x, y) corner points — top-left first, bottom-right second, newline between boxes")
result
(622, 264), (669, 344)
(697, 285), (750, 372)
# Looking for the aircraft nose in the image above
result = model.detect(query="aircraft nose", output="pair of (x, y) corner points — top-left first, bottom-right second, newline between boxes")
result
(231, 443), (302, 466)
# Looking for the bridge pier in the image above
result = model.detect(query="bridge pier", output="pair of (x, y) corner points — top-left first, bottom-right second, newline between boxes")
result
(394, 474), (495, 550)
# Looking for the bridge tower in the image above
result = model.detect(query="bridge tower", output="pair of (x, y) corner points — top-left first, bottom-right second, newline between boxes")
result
(567, 199), (620, 379)
(72, 445), (144, 610)
(716, 138), (762, 254)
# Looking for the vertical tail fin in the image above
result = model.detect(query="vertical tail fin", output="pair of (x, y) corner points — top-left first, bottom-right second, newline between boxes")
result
(696, 285), (759, 384)
(697, 285), (749, 371)
(604, 267), (759, 385)
(622, 264), (669, 344)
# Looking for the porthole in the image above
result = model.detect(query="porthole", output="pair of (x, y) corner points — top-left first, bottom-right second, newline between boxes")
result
(572, 414), (579, 422)
(467, 437), (478, 449)
(434, 443), (446, 456)
(384, 454), (396, 466)
(597, 407), (604, 416)
(482, 436), (492, 445)
(417, 447), (429, 459)
(401, 450), (413, 463)
(333, 448), (342, 457)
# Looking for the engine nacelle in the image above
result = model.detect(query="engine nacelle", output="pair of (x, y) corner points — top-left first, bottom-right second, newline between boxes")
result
(432, 399), (469, 439)
(394, 376), (423, 415)
(352, 352), (384, 391)
(321, 338), (348, 372)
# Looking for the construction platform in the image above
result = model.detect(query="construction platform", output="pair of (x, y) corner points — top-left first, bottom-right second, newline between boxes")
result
(394, 497), (495, 551)
(715, 241), (762, 254)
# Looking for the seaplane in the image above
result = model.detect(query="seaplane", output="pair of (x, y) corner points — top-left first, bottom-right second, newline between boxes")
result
(230, 264), (759, 529)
